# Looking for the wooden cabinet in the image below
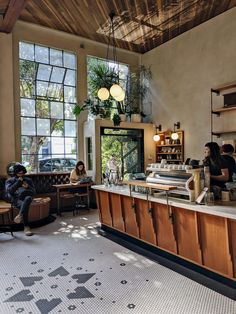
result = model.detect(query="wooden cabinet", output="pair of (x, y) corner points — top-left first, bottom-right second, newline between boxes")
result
(198, 212), (233, 277)
(152, 203), (177, 253)
(120, 195), (139, 238)
(211, 82), (236, 144)
(134, 198), (156, 245)
(109, 193), (125, 232)
(95, 188), (236, 280)
(96, 190), (112, 226)
(173, 206), (202, 264)
(155, 130), (184, 164)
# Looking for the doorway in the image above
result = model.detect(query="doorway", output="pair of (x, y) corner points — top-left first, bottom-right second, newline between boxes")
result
(101, 127), (144, 179)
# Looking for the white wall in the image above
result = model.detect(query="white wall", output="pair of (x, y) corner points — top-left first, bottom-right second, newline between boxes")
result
(142, 8), (236, 161)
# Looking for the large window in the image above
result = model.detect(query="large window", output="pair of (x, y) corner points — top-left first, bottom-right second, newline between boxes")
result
(19, 42), (77, 172)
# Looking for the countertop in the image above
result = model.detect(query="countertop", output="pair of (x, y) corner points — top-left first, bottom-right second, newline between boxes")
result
(92, 184), (236, 220)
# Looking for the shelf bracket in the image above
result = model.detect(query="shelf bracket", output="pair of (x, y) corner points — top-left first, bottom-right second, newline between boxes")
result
(211, 111), (220, 116)
(212, 132), (221, 138)
(211, 89), (220, 95)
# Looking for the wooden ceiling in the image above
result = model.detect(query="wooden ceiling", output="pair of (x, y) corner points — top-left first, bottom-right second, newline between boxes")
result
(0, 0), (236, 53)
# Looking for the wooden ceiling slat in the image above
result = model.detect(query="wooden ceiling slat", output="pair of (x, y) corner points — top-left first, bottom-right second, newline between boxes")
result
(11, 0), (235, 53)
(0, 0), (28, 33)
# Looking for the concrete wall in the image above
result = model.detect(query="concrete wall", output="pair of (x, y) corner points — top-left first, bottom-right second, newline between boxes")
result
(142, 7), (236, 161)
(0, 21), (140, 174)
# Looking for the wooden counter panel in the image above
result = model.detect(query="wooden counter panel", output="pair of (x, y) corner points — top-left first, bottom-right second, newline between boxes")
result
(135, 199), (156, 245)
(152, 203), (177, 254)
(121, 196), (139, 238)
(174, 207), (202, 264)
(109, 193), (125, 231)
(199, 213), (233, 277)
(228, 219), (236, 278)
(96, 191), (112, 226)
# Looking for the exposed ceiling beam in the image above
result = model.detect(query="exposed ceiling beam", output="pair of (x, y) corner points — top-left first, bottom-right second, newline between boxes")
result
(0, 0), (28, 33)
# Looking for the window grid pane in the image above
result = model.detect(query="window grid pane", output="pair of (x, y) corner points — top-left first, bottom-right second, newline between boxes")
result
(20, 42), (77, 173)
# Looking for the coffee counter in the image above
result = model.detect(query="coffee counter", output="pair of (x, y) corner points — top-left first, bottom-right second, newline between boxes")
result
(92, 184), (236, 281)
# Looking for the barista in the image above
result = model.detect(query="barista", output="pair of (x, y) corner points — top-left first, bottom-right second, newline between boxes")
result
(221, 144), (236, 180)
(203, 142), (229, 188)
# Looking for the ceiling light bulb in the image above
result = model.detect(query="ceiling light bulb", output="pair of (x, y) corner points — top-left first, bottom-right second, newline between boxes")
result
(97, 88), (110, 101)
(153, 134), (160, 142)
(171, 132), (179, 140)
(110, 84), (123, 98)
(114, 90), (125, 101)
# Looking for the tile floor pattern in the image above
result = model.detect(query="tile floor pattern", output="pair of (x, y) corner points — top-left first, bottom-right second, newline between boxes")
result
(0, 210), (235, 314)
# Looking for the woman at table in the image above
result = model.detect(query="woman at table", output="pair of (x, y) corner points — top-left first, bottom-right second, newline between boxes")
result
(203, 142), (229, 198)
(70, 161), (87, 184)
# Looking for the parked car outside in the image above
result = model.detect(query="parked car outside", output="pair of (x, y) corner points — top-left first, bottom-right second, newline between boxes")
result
(39, 158), (77, 172)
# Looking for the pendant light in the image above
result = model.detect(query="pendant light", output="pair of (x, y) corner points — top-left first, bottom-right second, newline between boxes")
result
(97, 12), (125, 101)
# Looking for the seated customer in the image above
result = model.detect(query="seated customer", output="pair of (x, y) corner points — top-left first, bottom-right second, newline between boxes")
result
(221, 144), (236, 180)
(203, 142), (229, 197)
(70, 161), (87, 183)
(5, 163), (36, 236)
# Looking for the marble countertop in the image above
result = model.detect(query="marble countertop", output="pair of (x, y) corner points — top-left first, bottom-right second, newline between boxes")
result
(92, 184), (236, 220)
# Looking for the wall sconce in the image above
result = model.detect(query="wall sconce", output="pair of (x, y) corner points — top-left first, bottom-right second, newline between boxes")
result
(153, 124), (162, 142)
(171, 122), (180, 140)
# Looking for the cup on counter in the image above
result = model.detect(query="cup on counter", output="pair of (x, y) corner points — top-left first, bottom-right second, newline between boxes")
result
(204, 192), (214, 206)
(221, 190), (230, 202)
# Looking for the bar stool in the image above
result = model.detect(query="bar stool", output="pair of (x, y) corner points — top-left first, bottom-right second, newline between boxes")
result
(0, 202), (13, 236)
(74, 192), (89, 215)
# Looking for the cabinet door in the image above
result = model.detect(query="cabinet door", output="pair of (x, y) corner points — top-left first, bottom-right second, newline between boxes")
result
(173, 207), (202, 264)
(152, 203), (177, 253)
(109, 193), (125, 232)
(228, 219), (236, 278)
(135, 199), (156, 245)
(96, 191), (112, 226)
(199, 213), (233, 277)
(120, 195), (139, 238)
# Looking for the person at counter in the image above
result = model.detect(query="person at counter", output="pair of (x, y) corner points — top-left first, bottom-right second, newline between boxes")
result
(221, 144), (236, 179)
(203, 142), (230, 191)
(70, 161), (87, 183)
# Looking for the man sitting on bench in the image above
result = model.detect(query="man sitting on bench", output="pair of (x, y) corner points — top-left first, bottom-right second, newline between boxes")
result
(5, 163), (35, 236)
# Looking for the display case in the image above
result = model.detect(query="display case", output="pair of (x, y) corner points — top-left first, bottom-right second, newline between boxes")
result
(155, 130), (184, 164)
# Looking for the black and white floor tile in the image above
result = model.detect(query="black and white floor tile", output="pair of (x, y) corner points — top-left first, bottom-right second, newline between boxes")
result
(0, 210), (235, 314)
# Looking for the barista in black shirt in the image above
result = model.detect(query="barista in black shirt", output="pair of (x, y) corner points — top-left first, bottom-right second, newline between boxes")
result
(203, 142), (229, 188)
(221, 144), (236, 181)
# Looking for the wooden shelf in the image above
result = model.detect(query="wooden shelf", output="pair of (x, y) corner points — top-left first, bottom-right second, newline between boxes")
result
(212, 106), (236, 115)
(212, 82), (236, 93)
(212, 130), (236, 137)
(157, 152), (182, 155)
(156, 130), (184, 164)
(156, 144), (182, 147)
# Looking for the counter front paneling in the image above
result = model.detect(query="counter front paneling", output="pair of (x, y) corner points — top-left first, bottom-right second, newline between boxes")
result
(93, 184), (236, 281)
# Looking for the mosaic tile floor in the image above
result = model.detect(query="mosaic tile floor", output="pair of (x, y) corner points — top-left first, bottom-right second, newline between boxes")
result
(0, 210), (235, 314)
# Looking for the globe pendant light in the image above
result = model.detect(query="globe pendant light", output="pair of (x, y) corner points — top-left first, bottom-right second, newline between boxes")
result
(110, 84), (123, 98)
(114, 89), (125, 101)
(97, 12), (124, 101)
(97, 87), (109, 101)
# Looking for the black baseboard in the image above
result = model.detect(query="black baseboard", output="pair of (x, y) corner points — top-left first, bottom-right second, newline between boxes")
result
(99, 224), (236, 300)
